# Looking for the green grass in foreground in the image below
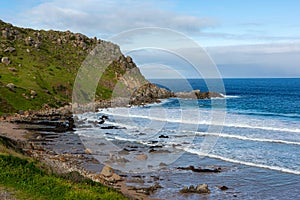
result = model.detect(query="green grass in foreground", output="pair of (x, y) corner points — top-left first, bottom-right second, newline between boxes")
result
(0, 152), (127, 200)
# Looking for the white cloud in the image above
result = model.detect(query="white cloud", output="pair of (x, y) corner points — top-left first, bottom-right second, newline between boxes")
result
(207, 43), (300, 77)
(15, 0), (217, 38)
(6, 0), (299, 78)
(207, 42), (300, 64)
(9, 0), (299, 46)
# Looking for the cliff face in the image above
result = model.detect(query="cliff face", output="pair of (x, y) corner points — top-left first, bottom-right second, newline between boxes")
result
(0, 20), (173, 114)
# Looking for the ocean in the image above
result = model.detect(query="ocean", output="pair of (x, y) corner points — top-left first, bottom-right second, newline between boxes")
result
(75, 78), (300, 199)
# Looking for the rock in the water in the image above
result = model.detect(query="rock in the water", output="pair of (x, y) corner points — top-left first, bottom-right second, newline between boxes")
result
(149, 149), (171, 154)
(100, 115), (109, 120)
(130, 83), (175, 105)
(180, 186), (189, 193)
(136, 154), (148, 160)
(175, 90), (200, 99)
(175, 90), (223, 99)
(84, 148), (92, 154)
(159, 162), (167, 167)
(180, 184), (210, 194)
(130, 183), (162, 195)
(100, 166), (114, 177)
(1, 57), (10, 65)
(218, 185), (229, 190)
(158, 135), (169, 138)
(196, 91), (223, 99)
(177, 165), (221, 173)
(196, 184), (210, 193)
(189, 185), (195, 190)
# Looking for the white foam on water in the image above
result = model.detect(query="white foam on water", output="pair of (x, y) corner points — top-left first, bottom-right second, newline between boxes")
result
(184, 148), (300, 175)
(96, 118), (300, 146)
(104, 121), (138, 130)
(191, 131), (300, 146)
(221, 94), (240, 98)
(100, 109), (300, 133)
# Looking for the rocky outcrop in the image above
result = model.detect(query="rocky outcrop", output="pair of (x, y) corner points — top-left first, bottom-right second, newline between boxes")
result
(180, 184), (210, 194)
(128, 183), (162, 195)
(175, 90), (223, 99)
(217, 185), (229, 191)
(7, 105), (74, 132)
(177, 165), (222, 173)
(99, 165), (122, 182)
(135, 154), (148, 160)
(129, 83), (175, 105)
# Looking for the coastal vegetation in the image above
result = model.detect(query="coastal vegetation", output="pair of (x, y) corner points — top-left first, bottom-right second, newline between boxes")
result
(0, 20), (148, 114)
(0, 136), (127, 200)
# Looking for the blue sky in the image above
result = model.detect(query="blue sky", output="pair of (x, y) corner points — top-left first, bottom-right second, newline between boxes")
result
(1, 0), (300, 78)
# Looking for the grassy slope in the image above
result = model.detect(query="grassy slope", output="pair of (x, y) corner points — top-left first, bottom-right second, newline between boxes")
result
(0, 20), (138, 114)
(0, 137), (127, 200)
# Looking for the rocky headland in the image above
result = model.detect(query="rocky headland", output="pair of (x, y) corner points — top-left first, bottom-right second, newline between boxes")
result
(0, 20), (175, 114)
(0, 20), (227, 199)
(0, 19), (222, 115)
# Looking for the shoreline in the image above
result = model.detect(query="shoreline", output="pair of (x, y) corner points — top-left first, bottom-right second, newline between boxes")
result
(0, 105), (225, 199)
(2, 103), (299, 199)
(0, 107), (162, 200)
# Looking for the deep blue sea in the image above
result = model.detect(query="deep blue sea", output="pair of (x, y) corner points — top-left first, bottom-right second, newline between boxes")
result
(149, 78), (300, 172)
(75, 78), (300, 199)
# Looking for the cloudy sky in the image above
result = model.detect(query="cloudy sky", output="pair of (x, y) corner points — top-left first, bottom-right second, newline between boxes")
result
(1, 0), (300, 78)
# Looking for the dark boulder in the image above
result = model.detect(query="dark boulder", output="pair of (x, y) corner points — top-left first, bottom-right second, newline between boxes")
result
(218, 185), (229, 190)
(177, 165), (221, 173)
(158, 135), (169, 138)
(180, 184), (210, 194)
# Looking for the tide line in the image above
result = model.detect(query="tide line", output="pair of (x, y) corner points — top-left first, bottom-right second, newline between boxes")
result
(185, 148), (300, 175)
(193, 131), (300, 146)
(100, 110), (300, 133)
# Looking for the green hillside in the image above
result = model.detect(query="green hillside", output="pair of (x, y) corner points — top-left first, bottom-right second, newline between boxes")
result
(0, 20), (143, 114)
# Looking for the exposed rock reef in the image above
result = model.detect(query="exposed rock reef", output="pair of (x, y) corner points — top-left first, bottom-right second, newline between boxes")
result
(129, 83), (175, 105)
(177, 165), (222, 173)
(180, 184), (211, 194)
(175, 90), (223, 99)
